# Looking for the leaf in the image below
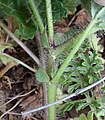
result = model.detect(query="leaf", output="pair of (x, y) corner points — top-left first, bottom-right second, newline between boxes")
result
(76, 103), (89, 111)
(74, 118), (79, 120)
(89, 34), (101, 52)
(78, 51), (103, 84)
(0, 0), (37, 39)
(0, 9), (5, 19)
(81, 0), (91, 14)
(30, 0), (79, 23)
(41, 28), (49, 48)
(91, 1), (102, 19)
(0, 54), (12, 65)
(52, 1), (67, 20)
(0, 43), (13, 65)
(33, 0), (67, 22)
(35, 67), (49, 83)
(61, 101), (74, 112)
(0, 43), (12, 53)
(68, 83), (79, 93)
(79, 113), (87, 120)
(62, 0), (81, 12)
(16, 19), (37, 39)
(87, 111), (93, 120)
(94, 7), (105, 31)
(81, 0), (103, 19)
(54, 33), (63, 46)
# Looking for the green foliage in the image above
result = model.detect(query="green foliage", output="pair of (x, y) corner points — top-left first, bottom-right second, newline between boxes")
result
(61, 0), (81, 12)
(0, 0), (81, 40)
(35, 67), (49, 82)
(0, 43), (13, 65)
(0, 54), (12, 65)
(91, 1), (102, 19)
(59, 37), (104, 119)
(69, 112), (93, 120)
(77, 112), (93, 120)
(0, 0), (37, 39)
(79, 114), (87, 120)
(28, 0), (81, 24)
(60, 99), (87, 113)
(41, 28), (49, 48)
(1, 0), (105, 119)
(58, 1), (105, 117)
(81, 0), (104, 19)
(60, 49), (103, 88)
(87, 111), (93, 120)
(0, 43), (11, 53)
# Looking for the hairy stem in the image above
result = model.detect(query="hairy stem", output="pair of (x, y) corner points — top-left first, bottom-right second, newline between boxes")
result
(51, 19), (96, 84)
(45, 0), (54, 41)
(51, 6), (105, 84)
(28, 0), (44, 33)
(48, 84), (56, 120)
(45, 0), (56, 119)
(35, 32), (48, 120)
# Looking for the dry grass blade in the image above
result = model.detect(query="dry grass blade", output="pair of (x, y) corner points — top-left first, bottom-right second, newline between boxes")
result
(0, 89), (35, 109)
(2, 53), (36, 72)
(0, 21), (41, 66)
(0, 61), (17, 78)
(0, 99), (22, 119)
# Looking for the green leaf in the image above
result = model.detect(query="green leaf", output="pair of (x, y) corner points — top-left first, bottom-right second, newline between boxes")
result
(79, 113), (87, 120)
(0, 43), (13, 65)
(35, 67), (49, 82)
(52, 1), (67, 20)
(76, 103), (89, 111)
(61, 101), (74, 112)
(81, 0), (91, 14)
(81, 0), (103, 19)
(89, 34), (100, 52)
(74, 118), (79, 120)
(91, 1), (102, 19)
(30, 0), (79, 23)
(0, 54), (12, 65)
(68, 83), (79, 93)
(0, 43), (12, 53)
(41, 28), (49, 48)
(87, 111), (93, 120)
(0, 9), (5, 19)
(62, 0), (81, 12)
(54, 33), (63, 46)
(0, 0), (37, 39)
(15, 22), (37, 39)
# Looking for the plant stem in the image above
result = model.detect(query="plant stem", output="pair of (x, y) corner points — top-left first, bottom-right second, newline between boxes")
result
(51, 6), (105, 84)
(45, 0), (54, 41)
(45, 0), (56, 119)
(28, 0), (44, 33)
(46, 18), (96, 119)
(51, 19), (96, 84)
(48, 84), (56, 120)
(35, 32), (48, 119)
(28, 1), (49, 118)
